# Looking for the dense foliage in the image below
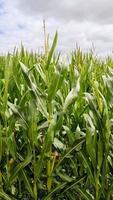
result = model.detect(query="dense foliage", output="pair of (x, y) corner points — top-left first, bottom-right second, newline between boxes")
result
(0, 33), (113, 199)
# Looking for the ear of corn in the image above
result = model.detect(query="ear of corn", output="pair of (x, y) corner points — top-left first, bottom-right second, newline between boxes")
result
(0, 33), (113, 200)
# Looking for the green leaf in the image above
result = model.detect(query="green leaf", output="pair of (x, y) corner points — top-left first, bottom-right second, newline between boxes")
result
(48, 70), (60, 102)
(55, 137), (85, 169)
(97, 136), (103, 171)
(36, 114), (57, 177)
(75, 187), (94, 200)
(63, 78), (80, 112)
(28, 101), (37, 146)
(0, 128), (2, 161)
(8, 101), (28, 128)
(7, 133), (16, 159)
(58, 172), (74, 182)
(62, 176), (86, 194)
(35, 63), (47, 84)
(0, 191), (12, 200)
(53, 137), (65, 150)
(84, 113), (96, 168)
(19, 61), (48, 118)
(44, 182), (67, 200)
(46, 32), (58, 69)
(20, 170), (34, 198)
(80, 151), (94, 185)
(9, 154), (32, 184)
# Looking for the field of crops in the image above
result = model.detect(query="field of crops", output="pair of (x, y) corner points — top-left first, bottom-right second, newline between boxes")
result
(0, 32), (113, 200)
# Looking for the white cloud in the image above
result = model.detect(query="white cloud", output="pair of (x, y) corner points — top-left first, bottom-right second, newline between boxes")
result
(17, 0), (113, 24)
(0, 0), (113, 57)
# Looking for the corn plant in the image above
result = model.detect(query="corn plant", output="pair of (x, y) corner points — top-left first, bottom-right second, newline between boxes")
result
(0, 33), (113, 200)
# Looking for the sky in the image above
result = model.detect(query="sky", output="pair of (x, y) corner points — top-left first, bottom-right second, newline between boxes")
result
(1, 0), (113, 57)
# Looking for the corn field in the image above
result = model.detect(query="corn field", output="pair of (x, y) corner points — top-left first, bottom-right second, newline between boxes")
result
(0, 32), (113, 200)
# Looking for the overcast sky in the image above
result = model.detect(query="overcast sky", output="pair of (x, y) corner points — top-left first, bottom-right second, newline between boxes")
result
(1, 0), (113, 56)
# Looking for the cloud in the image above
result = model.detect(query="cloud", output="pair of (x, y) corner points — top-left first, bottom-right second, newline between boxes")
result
(17, 0), (113, 25)
(0, 0), (113, 57)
